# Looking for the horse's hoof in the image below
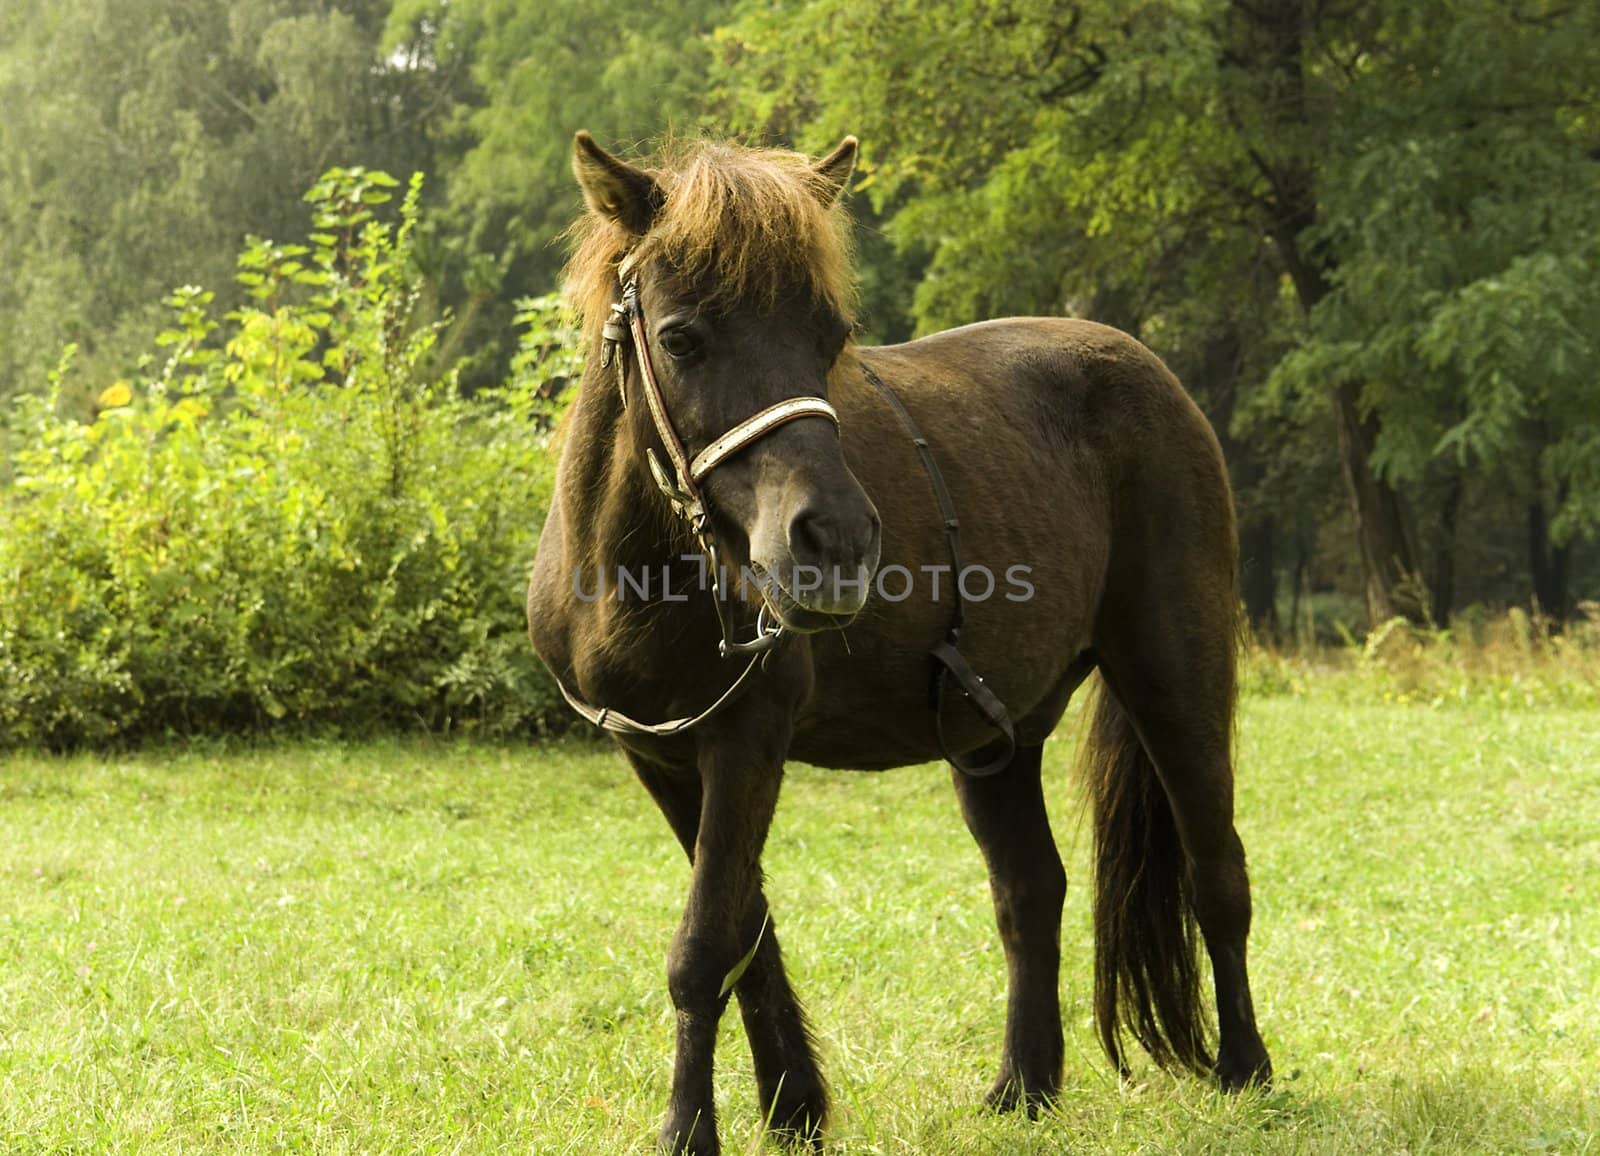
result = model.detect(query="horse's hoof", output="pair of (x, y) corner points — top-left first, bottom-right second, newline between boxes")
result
(1214, 1051), (1273, 1094)
(984, 1074), (1057, 1119)
(764, 1092), (826, 1150)
(658, 1112), (719, 1156)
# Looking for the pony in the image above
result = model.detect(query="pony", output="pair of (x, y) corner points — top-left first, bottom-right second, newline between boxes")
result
(526, 131), (1271, 1155)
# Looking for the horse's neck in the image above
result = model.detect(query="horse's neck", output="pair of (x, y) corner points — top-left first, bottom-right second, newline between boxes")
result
(555, 361), (681, 574)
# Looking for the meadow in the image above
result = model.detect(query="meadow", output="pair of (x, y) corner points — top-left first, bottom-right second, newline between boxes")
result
(1, 687), (1596, 1153)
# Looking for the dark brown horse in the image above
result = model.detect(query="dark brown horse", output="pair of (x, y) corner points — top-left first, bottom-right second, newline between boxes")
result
(527, 132), (1271, 1155)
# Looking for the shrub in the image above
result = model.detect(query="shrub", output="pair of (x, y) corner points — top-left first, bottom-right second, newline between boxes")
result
(0, 170), (578, 748)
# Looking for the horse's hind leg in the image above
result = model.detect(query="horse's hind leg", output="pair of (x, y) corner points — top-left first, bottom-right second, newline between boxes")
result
(1094, 586), (1272, 1090)
(952, 743), (1066, 1114)
(628, 751), (827, 1149)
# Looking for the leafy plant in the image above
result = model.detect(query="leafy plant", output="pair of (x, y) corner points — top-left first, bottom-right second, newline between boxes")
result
(0, 170), (581, 748)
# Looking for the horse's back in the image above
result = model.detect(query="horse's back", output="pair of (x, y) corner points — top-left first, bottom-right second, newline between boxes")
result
(862, 316), (1233, 563)
(865, 317), (1219, 464)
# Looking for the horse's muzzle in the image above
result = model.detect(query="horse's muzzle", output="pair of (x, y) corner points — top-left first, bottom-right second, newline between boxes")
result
(750, 556), (877, 631)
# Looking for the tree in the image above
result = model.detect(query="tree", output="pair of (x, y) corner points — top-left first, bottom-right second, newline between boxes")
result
(712, 0), (1600, 626)
(0, 0), (452, 404)
(1258, 1), (1600, 625)
(381, 0), (736, 387)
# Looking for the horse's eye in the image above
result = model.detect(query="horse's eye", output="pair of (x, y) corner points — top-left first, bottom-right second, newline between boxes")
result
(659, 329), (698, 359)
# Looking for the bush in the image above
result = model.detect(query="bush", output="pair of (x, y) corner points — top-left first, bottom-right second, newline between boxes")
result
(0, 170), (578, 748)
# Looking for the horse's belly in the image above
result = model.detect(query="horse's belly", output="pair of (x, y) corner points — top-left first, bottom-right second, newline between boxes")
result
(787, 553), (1097, 770)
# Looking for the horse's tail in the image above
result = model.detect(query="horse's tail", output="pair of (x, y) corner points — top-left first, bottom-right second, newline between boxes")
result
(1079, 678), (1214, 1076)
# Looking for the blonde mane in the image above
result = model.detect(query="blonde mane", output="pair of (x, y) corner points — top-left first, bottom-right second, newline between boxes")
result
(564, 139), (857, 338)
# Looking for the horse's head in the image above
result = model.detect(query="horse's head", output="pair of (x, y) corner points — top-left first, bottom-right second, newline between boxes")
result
(568, 133), (882, 631)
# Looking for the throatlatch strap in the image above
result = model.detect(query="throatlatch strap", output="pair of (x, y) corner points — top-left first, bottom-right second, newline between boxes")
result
(859, 362), (1017, 778)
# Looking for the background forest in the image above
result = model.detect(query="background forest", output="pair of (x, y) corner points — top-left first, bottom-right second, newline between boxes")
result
(2, 0), (1598, 744)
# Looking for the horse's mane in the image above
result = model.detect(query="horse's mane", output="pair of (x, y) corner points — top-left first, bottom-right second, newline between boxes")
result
(564, 139), (856, 338)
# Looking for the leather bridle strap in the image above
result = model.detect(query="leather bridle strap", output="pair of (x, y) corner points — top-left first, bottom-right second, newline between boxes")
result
(624, 287), (700, 513)
(555, 622), (775, 737)
(620, 279), (840, 517)
(859, 361), (1016, 777)
(690, 397), (839, 481)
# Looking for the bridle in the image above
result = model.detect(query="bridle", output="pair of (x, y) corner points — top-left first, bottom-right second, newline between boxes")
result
(552, 250), (842, 736)
(552, 251), (1018, 775)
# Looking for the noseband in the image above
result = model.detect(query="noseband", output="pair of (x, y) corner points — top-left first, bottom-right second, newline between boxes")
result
(553, 253), (841, 737)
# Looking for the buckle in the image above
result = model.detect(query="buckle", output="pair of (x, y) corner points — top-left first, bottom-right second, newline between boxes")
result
(601, 302), (629, 370)
(647, 448), (702, 523)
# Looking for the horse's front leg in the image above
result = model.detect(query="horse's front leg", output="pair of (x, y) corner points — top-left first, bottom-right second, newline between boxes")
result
(657, 714), (790, 1156)
(629, 751), (827, 1149)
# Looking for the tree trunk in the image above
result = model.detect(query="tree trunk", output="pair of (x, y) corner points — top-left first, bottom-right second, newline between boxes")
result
(1428, 471), (1463, 628)
(1187, 324), (1280, 638)
(1289, 531), (1312, 645)
(1239, 514), (1279, 638)
(1275, 222), (1423, 627)
(1528, 489), (1572, 626)
(1228, 0), (1426, 630)
(1332, 382), (1424, 625)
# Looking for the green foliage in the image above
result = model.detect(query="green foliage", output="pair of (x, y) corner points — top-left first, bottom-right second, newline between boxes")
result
(0, 172), (581, 749)
(0, 0), (455, 404)
(509, 294), (584, 406)
(712, 0), (1600, 621)
(1266, 0), (1600, 524)
(380, 0), (735, 386)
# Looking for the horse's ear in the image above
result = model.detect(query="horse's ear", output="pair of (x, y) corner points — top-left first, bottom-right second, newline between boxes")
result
(572, 131), (663, 235)
(811, 135), (859, 203)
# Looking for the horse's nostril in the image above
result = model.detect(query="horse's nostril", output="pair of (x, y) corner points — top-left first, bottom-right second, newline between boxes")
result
(787, 507), (832, 560)
(787, 501), (879, 574)
(779, 502), (875, 616)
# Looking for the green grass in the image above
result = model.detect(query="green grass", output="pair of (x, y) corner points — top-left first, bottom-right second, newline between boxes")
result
(1, 700), (1597, 1153)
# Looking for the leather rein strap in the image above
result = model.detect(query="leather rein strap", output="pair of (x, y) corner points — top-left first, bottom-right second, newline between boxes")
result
(858, 363), (1017, 777)
(554, 631), (774, 737)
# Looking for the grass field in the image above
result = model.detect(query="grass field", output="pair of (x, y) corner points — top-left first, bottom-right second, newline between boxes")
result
(1, 697), (1597, 1153)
